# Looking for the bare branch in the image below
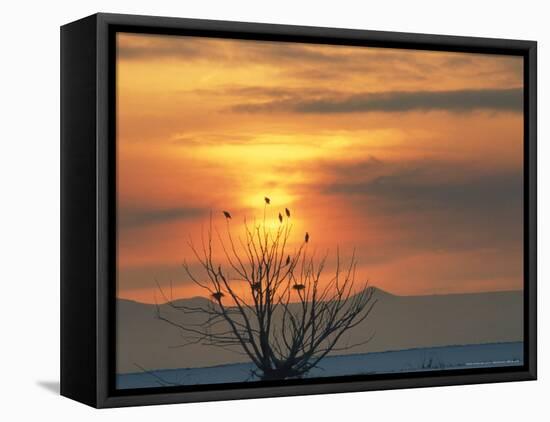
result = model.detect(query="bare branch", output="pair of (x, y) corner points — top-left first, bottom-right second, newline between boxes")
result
(155, 204), (377, 380)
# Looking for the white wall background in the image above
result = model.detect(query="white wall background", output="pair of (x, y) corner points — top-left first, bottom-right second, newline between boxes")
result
(0, 0), (546, 420)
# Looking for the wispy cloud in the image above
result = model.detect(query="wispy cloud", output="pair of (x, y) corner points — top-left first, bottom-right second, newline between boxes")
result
(119, 207), (206, 228)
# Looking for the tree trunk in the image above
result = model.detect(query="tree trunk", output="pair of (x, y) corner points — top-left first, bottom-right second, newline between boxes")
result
(260, 367), (302, 381)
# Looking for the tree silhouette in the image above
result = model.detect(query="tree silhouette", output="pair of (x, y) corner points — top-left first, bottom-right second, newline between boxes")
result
(156, 200), (377, 381)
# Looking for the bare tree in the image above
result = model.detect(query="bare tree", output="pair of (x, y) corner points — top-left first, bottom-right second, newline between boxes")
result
(156, 200), (377, 381)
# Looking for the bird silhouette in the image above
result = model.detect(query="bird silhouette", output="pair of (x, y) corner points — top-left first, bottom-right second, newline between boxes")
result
(285, 208), (290, 218)
(305, 232), (310, 243)
(292, 283), (305, 291)
(211, 291), (224, 301)
(264, 196), (271, 205)
(223, 210), (232, 219)
(278, 212), (283, 223)
(285, 255), (291, 266)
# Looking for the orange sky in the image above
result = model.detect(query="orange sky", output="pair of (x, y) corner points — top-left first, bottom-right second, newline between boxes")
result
(116, 32), (524, 303)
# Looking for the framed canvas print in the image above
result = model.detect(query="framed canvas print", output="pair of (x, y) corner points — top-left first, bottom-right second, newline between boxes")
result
(60, 13), (537, 408)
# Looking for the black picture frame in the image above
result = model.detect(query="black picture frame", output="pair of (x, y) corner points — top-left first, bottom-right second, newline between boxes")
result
(60, 12), (537, 408)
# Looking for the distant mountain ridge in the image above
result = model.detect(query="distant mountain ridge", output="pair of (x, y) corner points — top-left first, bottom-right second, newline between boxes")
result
(117, 288), (523, 373)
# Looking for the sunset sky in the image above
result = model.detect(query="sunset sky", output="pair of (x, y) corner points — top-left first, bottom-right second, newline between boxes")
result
(116, 32), (524, 303)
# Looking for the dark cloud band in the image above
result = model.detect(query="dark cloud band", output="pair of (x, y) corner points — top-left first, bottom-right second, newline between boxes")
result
(232, 88), (523, 114)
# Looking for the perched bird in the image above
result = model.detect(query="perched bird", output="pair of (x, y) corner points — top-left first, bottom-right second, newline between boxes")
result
(278, 212), (283, 223)
(292, 283), (305, 291)
(223, 210), (232, 219)
(305, 232), (310, 243)
(264, 196), (271, 205)
(251, 282), (261, 291)
(211, 291), (224, 301)
(285, 208), (291, 218)
(285, 255), (291, 266)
